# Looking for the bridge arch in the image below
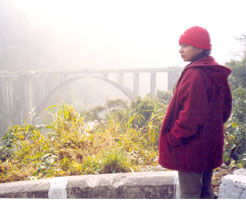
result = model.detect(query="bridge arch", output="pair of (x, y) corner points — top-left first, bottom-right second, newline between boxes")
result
(38, 74), (134, 111)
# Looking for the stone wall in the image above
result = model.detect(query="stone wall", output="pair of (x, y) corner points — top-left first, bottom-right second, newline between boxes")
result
(0, 171), (178, 199)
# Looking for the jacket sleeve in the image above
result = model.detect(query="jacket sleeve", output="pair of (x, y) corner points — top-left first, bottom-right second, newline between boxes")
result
(167, 69), (210, 147)
(223, 82), (232, 123)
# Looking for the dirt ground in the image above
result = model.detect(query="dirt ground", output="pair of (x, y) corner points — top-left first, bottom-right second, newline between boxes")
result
(212, 164), (240, 195)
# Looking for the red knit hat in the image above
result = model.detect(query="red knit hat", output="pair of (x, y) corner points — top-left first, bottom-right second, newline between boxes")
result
(179, 26), (211, 50)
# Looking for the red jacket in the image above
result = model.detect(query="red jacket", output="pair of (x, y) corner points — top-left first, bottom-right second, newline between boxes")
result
(158, 56), (232, 173)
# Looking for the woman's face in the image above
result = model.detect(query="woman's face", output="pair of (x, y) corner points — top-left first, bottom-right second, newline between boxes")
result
(179, 44), (203, 61)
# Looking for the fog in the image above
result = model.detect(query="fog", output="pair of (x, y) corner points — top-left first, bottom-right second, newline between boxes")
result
(2, 0), (246, 72)
(0, 0), (246, 137)
(0, 0), (174, 111)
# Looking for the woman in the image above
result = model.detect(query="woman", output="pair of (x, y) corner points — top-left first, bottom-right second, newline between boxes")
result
(158, 26), (232, 199)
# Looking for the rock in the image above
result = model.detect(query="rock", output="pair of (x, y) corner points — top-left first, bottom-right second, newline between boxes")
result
(233, 168), (246, 176)
(218, 170), (246, 199)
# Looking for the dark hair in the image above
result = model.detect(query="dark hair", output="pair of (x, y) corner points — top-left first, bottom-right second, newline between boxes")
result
(191, 49), (211, 63)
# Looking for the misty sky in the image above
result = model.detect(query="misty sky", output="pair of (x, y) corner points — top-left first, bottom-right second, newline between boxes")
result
(10, 0), (246, 69)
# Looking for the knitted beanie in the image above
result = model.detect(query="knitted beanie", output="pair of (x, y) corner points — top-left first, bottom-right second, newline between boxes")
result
(179, 26), (211, 50)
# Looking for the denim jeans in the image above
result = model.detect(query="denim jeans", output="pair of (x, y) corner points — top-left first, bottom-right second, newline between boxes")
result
(178, 170), (215, 199)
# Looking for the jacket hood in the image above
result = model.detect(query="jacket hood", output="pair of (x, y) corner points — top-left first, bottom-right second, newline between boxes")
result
(186, 56), (232, 86)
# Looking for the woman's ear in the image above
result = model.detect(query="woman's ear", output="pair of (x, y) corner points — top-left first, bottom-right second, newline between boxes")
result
(197, 48), (203, 54)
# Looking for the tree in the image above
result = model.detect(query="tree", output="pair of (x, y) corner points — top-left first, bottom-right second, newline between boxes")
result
(0, 0), (54, 71)
(224, 35), (246, 166)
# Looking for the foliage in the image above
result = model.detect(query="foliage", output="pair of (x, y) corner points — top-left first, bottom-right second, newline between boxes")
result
(227, 58), (246, 90)
(0, 91), (171, 183)
(224, 87), (246, 166)
(224, 44), (246, 167)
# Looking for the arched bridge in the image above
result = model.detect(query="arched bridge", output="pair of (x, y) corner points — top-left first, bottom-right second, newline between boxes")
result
(0, 67), (182, 124)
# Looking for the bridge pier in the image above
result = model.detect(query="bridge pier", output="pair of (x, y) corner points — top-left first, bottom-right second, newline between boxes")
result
(134, 72), (139, 97)
(167, 67), (182, 91)
(1, 78), (13, 113)
(22, 74), (35, 122)
(118, 72), (124, 86)
(151, 72), (157, 98)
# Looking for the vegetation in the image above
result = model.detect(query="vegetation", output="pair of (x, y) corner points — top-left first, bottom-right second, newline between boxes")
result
(0, 91), (171, 183)
(223, 40), (246, 167)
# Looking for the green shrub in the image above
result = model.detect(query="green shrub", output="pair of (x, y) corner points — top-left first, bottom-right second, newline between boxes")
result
(0, 97), (166, 183)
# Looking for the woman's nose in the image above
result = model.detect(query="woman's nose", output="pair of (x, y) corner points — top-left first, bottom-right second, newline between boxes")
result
(179, 47), (183, 53)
